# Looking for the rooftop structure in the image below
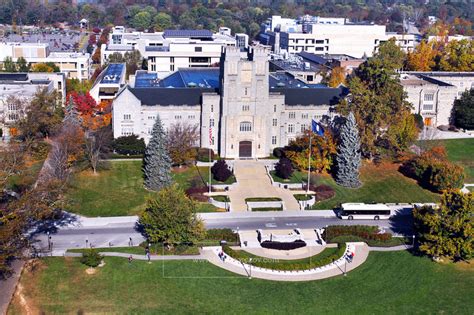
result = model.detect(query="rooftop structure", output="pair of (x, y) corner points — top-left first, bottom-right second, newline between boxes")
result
(2, 30), (85, 52)
(89, 63), (126, 103)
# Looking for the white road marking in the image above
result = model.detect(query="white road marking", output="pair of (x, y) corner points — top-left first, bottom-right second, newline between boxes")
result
(265, 223), (277, 228)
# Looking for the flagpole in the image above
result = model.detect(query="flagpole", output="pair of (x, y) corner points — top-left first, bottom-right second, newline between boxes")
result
(209, 127), (212, 194)
(306, 126), (312, 194)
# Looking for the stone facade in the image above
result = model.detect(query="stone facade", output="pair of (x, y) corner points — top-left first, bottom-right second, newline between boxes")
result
(112, 47), (346, 158)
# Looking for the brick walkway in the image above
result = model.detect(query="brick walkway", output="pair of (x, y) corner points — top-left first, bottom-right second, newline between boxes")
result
(228, 161), (301, 211)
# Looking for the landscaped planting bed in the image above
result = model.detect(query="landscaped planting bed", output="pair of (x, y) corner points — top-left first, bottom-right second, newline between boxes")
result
(245, 197), (282, 202)
(270, 170), (305, 183)
(323, 225), (398, 246)
(251, 207), (283, 211)
(260, 240), (306, 250)
(212, 195), (230, 202)
(293, 194), (313, 201)
(223, 244), (346, 271)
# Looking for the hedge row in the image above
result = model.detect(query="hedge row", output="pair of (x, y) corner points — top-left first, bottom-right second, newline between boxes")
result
(223, 244), (346, 271)
(323, 225), (392, 242)
(204, 228), (239, 243)
(245, 197), (282, 202)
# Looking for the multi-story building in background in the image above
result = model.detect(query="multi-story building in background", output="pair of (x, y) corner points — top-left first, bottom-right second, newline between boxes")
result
(101, 27), (238, 78)
(260, 15), (420, 58)
(0, 42), (91, 80)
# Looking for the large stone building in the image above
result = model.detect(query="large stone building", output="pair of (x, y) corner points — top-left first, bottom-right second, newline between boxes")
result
(112, 47), (347, 158)
(400, 72), (474, 127)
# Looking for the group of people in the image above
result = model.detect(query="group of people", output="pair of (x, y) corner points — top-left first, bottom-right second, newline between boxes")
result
(346, 251), (355, 263)
(218, 251), (227, 262)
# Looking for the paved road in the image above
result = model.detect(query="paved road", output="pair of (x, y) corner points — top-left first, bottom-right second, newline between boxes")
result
(34, 214), (414, 254)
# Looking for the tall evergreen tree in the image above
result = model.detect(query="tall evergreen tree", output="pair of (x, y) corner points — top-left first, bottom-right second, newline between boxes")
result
(335, 112), (362, 188)
(63, 95), (82, 127)
(143, 115), (172, 191)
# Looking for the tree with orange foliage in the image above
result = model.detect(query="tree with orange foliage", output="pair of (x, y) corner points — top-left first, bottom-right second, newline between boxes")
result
(327, 66), (347, 87)
(68, 91), (97, 115)
(406, 40), (437, 71)
(284, 130), (337, 173)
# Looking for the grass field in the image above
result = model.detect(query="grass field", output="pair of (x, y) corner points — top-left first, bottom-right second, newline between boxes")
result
(440, 138), (474, 182)
(311, 162), (440, 210)
(66, 161), (219, 217)
(270, 170), (306, 183)
(9, 251), (473, 314)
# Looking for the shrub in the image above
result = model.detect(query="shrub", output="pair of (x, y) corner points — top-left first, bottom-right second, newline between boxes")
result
(274, 157), (294, 179)
(112, 135), (146, 155)
(273, 147), (285, 158)
(196, 148), (216, 162)
(185, 186), (208, 202)
(401, 146), (465, 192)
(211, 160), (232, 182)
(413, 113), (424, 130)
(205, 228), (239, 242)
(80, 249), (103, 267)
(29, 141), (51, 160)
(323, 225), (392, 242)
(260, 240), (306, 250)
(303, 184), (335, 201)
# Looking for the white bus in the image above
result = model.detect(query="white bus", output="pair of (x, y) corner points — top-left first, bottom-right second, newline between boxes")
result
(339, 203), (391, 220)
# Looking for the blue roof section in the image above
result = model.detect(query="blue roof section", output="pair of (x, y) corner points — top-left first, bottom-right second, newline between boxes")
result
(135, 71), (160, 88)
(101, 63), (125, 84)
(163, 30), (213, 38)
(160, 68), (220, 88)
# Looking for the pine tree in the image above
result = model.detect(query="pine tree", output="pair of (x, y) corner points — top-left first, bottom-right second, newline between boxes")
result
(63, 95), (82, 127)
(143, 115), (172, 191)
(336, 112), (362, 188)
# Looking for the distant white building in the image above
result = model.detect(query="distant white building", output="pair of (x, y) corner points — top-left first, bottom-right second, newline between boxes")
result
(400, 72), (474, 127)
(0, 42), (91, 81)
(101, 27), (238, 78)
(260, 15), (420, 58)
(427, 35), (473, 43)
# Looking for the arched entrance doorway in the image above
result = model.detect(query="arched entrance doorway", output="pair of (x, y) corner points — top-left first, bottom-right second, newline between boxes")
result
(239, 141), (252, 158)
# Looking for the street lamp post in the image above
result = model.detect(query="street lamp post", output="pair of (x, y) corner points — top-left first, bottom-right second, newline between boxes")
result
(412, 234), (415, 247)
(85, 238), (88, 248)
(248, 258), (252, 279)
(47, 231), (51, 250)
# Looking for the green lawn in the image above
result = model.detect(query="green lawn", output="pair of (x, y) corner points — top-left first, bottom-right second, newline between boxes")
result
(9, 251), (473, 314)
(270, 170), (306, 183)
(441, 138), (474, 182)
(311, 163), (440, 210)
(66, 161), (219, 217)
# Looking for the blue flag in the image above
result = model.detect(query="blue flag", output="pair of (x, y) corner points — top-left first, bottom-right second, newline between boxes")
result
(311, 119), (324, 136)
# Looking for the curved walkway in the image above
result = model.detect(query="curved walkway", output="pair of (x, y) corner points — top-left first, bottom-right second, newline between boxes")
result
(241, 245), (328, 260)
(62, 243), (412, 281)
(202, 243), (369, 282)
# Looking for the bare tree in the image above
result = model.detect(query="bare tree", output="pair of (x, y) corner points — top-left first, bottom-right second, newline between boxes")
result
(167, 122), (200, 166)
(85, 127), (112, 174)
(417, 126), (442, 154)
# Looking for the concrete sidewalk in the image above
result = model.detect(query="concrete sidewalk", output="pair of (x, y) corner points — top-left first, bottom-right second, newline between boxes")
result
(0, 260), (24, 315)
(203, 243), (370, 281)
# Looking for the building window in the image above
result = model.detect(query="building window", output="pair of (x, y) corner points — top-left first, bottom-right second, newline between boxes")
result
(188, 115), (195, 120)
(170, 57), (174, 63)
(274, 105), (277, 112)
(240, 121), (252, 132)
(170, 65), (175, 71)
(175, 115), (182, 120)
(211, 136), (215, 145)
(272, 118), (277, 127)
(8, 113), (19, 121)
(148, 116), (156, 120)
(195, 47), (202, 52)
(272, 136), (277, 145)
(245, 88), (248, 96)
(302, 113), (308, 119)
(210, 118), (215, 127)
(424, 94), (434, 102)
(242, 105), (250, 111)
(301, 124), (307, 132)
(423, 104), (434, 111)
(211, 105), (214, 112)
(123, 114), (131, 120)
(121, 127), (133, 136)
(288, 124), (294, 133)
(289, 112), (296, 119)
